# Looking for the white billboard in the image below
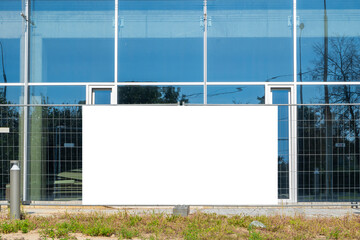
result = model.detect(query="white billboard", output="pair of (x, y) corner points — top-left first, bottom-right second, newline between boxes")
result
(83, 106), (278, 205)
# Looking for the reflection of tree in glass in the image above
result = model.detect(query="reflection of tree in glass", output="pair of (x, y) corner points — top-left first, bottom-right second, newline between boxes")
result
(311, 37), (360, 83)
(311, 36), (360, 138)
(118, 86), (189, 104)
(0, 96), (19, 200)
(299, 35), (360, 201)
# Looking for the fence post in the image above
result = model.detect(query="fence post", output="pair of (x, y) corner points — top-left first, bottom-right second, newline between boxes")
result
(10, 163), (21, 220)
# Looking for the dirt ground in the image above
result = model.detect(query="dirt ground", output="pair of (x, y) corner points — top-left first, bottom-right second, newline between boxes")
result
(1, 231), (119, 240)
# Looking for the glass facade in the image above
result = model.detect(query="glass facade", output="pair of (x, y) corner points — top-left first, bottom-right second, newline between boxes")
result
(0, 0), (22, 83)
(30, 0), (114, 83)
(118, 86), (203, 104)
(208, 0), (293, 82)
(118, 0), (203, 82)
(297, 0), (360, 83)
(207, 86), (264, 104)
(1, 0), (360, 202)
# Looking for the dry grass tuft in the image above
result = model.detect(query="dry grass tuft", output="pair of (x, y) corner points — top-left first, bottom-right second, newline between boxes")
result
(0, 211), (360, 239)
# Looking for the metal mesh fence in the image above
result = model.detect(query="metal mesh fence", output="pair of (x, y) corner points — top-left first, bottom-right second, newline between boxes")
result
(27, 106), (82, 201)
(1, 104), (360, 203)
(298, 105), (360, 202)
(0, 105), (20, 201)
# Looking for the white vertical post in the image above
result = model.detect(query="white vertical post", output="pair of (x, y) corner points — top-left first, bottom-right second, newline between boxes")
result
(292, 0), (298, 203)
(115, 0), (118, 84)
(22, 0), (30, 202)
(203, 0), (207, 104)
(114, 0), (119, 104)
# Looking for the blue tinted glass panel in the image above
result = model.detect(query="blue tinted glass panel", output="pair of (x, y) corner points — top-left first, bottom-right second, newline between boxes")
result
(118, 86), (203, 104)
(208, 0), (293, 82)
(299, 85), (360, 104)
(0, 86), (23, 104)
(29, 86), (86, 104)
(207, 85), (264, 104)
(31, 0), (114, 83)
(118, 0), (202, 82)
(119, 1), (203, 10)
(0, 1), (22, 83)
(94, 90), (111, 104)
(33, 0), (113, 11)
(298, 0), (360, 9)
(272, 89), (290, 199)
(0, 1), (21, 10)
(298, 1), (360, 82)
(42, 39), (113, 82)
(207, 0), (291, 10)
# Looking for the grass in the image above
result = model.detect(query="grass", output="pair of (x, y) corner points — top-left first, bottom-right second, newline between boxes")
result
(0, 212), (360, 239)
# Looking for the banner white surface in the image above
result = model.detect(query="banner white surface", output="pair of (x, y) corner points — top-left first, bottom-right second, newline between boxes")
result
(83, 106), (278, 205)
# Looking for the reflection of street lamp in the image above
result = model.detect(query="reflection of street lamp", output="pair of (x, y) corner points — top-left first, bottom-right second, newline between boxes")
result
(299, 23), (304, 104)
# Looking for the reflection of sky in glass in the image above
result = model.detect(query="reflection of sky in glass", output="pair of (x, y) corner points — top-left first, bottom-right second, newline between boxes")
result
(118, 39), (202, 82)
(208, 0), (292, 82)
(119, 0), (203, 10)
(207, 86), (264, 104)
(272, 90), (290, 165)
(298, 85), (360, 104)
(94, 90), (111, 105)
(298, 0), (360, 10)
(32, 0), (113, 11)
(208, 0), (291, 10)
(118, 0), (202, 83)
(0, 86), (23, 104)
(0, 1), (21, 83)
(208, 38), (293, 82)
(31, 0), (114, 83)
(0, 39), (20, 83)
(29, 86), (86, 104)
(42, 39), (114, 82)
(0, 1), (20, 11)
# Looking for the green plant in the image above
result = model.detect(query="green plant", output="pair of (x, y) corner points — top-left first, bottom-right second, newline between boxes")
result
(84, 222), (114, 237)
(329, 228), (341, 239)
(40, 227), (56, 239)
(0, 221), (17, 233)
(128, 215), (142, 226)
(249, 231), (263, 240)
(119, 227), (138, 239)
(183, 223), (200, 240)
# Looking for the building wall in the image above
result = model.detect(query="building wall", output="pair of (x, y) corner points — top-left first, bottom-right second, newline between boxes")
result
(0, 0), (360, 202)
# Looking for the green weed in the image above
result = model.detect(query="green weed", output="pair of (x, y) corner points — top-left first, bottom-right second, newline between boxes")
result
(183, 222), (200, 240)
(119, 226), (138, 239)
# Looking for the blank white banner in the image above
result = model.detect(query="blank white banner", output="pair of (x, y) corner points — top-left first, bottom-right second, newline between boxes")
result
(83, 106), (278, 205)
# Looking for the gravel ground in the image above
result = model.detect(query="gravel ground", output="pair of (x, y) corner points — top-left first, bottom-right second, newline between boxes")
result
(1, 204), (359, 218)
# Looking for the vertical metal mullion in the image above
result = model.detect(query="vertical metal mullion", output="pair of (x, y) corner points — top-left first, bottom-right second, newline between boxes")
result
(203, 0), (207, 104)
(22, 0), (30, 202)
(114, 0), (118, 104)
(292, 0), (298, 203)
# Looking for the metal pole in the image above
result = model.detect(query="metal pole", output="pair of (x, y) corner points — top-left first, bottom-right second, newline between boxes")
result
(203, 0), (207, 104)
(10, 164), (21, 220)
(22, 0), (30, 202)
